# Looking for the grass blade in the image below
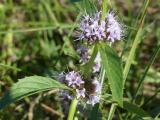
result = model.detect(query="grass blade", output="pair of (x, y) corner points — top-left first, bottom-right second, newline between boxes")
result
(123, 0), (150, 84)
(134, 46), (160, 98)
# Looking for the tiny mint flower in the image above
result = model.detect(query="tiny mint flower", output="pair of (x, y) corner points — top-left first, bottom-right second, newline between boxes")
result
(93, 63), (101, 73)
(76, 88), (86, 98)
(106, 12), (123, 42)
(65, 71), (84, 88)
(59, 90), (73, 100)
(77, 10), (123, 43)
(78, 12), (106, 43)
(87, 95), (100, 106)
(75, 76), (84, 86)
(93, 53), (101, 73)
(92, 78), (101, 93)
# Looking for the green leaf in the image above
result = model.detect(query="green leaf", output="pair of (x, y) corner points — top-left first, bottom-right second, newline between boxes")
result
(0, 76), (69, 109)
(99, 44), (123, 106)
(123, 101), (152, 119)
(89, 104), (102, 120)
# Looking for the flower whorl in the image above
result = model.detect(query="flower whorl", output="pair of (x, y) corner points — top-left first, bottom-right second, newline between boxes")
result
(78, 11), (123, 43)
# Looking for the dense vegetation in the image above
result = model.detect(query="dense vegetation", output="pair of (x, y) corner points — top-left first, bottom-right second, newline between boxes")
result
(0, 0), (160, 120)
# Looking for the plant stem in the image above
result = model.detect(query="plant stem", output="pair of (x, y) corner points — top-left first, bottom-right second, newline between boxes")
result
(100, 67), (105, 89)
(101, 0), (108, 21)
(82, 44), (98, 78)
(108, 103), (117, 120)
(123, 27), (142, 83)
(67, 98), (78, 120)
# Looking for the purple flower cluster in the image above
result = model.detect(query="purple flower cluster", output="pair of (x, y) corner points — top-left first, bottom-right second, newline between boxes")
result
(106, 12), (122, 42)
(78, 11), (123, 43)
(93, 52), (101, 73)
(87, 78), (101, 106)
(59, 90), (73, 100)
(58, 9), (123, 108)
(59, 71), (86, 99)
(76, 88), (86, 99)
(65, 71), (84, 88)
(58, 71), (101, 106)
(79, 12), (106, 43)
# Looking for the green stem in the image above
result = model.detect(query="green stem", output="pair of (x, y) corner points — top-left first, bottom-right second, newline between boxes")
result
(100, 67), (105, 89)
(67, 98), (78, 120)
(0, 25), (74, 35)
(108, 103), (117, 120)
(101, 0), (108, 21)
(123, 27), (142, 83)
(82, 44), (98, 78)
(99, 0), (108, 86)
(123, 0), (150, 85)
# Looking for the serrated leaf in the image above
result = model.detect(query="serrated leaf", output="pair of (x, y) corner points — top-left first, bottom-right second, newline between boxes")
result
(123, 101), (152, 119)
(0, 76), (69, 109)
(100, 44), (123, 106)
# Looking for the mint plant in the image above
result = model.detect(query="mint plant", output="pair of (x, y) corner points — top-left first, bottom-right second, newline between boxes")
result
(0, 0), (158, 120)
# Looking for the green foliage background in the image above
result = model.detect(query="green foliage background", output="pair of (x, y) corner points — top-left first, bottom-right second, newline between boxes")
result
(0, 0), (160, 119)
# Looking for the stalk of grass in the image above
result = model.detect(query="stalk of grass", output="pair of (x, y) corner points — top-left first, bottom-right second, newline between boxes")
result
(100, 66), (106, 92)
(123, 0), (150, 84)
(67, 98), (78, 120)
(101, 0), (108, 21)
(134, 45), (160, 100)
(0, 24), (75, 35)
(123, 1), (150, 119)
(107, 104), (117, 120)
(41, 0), (59, 26)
